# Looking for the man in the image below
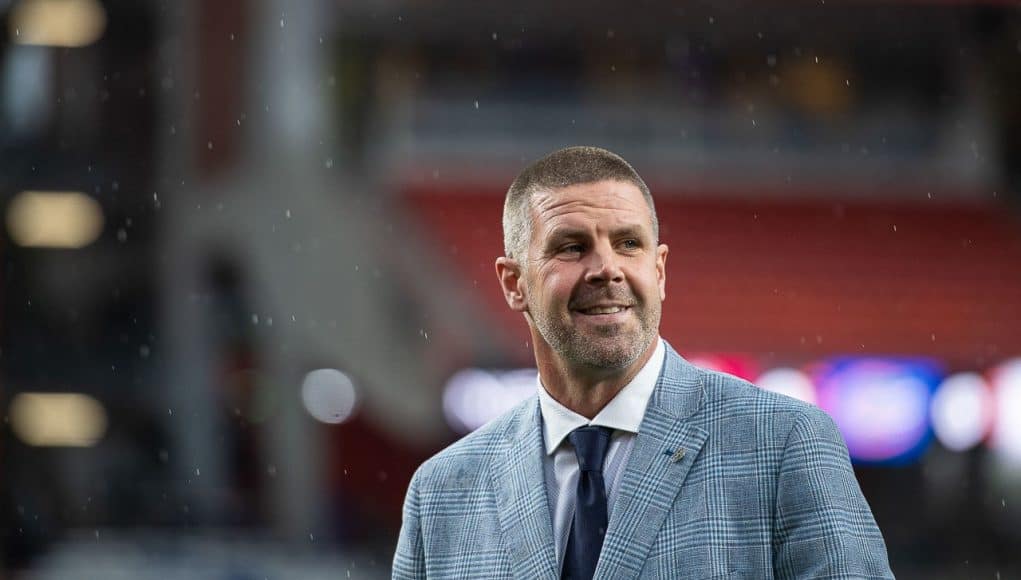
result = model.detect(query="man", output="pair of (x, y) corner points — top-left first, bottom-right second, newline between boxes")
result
(393, 146), (893, 579)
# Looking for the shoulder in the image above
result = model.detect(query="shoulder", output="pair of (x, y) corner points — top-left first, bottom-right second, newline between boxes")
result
(411, 395), (536, 489)
(688, 363), (837, 448)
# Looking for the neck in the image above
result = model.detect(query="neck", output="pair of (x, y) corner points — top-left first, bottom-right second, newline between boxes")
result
(534, 336), (658, 419)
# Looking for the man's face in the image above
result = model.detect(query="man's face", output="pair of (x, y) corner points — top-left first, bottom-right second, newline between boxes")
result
(500, 179), (668, 371)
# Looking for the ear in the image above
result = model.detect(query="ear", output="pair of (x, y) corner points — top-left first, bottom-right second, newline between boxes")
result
(495, 257), (528, 312)
(656, 243), (668, 301)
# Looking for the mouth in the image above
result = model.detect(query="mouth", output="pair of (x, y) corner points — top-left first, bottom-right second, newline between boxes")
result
(571, 304), (633, 322)
(576, 305), (628, 315)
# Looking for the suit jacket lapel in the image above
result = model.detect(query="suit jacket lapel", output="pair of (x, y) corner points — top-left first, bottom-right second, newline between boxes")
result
(595, 345), (709, 580)
(491, 398), (559, 580)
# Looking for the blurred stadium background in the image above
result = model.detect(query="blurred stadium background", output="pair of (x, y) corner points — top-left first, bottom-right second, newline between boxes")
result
(2, 0), (1021, 577)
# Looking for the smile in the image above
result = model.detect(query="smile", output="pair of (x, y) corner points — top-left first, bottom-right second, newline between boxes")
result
(578, 306), (627, 315)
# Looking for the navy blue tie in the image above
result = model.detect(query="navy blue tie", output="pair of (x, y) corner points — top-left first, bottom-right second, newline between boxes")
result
(562, 426), (612, 580)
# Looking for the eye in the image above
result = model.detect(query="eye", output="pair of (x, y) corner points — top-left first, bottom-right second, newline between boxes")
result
(561, 243), (585, 254)
(620, 239), (640, 250)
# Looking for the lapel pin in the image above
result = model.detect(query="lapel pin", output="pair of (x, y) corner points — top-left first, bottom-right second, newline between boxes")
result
(670, 448), (686, 463)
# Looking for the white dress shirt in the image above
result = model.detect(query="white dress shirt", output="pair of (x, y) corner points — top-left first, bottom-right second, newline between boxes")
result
(537, 338), (666, 573)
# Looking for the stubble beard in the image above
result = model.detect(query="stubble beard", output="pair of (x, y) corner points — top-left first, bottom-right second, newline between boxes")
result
(530, 296), (661, 371)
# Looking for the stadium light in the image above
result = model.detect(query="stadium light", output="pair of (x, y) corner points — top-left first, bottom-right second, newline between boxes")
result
(301, 368), (358, 424)
(931, 372), (993, 452)
(9, 0), (106, 48)
(6, 190), (104, 248)
(815, 358), (937, 465)
(10, 392), (107, 447)
(991, 358), (1021, 464)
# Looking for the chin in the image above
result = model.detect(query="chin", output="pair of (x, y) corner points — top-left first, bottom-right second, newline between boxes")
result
(573, 340), (642, 370)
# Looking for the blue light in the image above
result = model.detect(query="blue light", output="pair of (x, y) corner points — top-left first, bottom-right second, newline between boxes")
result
(814, 357), (941, 466)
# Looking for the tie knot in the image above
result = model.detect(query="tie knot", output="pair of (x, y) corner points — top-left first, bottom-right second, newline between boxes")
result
(568, 426), (612, 472)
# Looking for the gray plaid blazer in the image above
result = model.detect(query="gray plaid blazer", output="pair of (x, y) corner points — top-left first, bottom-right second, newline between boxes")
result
(394, 343), (894, 579)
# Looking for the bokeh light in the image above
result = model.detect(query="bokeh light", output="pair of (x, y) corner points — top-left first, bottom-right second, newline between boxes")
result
(442, 368), (534, 433)
(931, 372), (993, 452)
(815, 358), (938, 465)
(754, 367), (817, 405)
(301, 368), (358, 424)
(10, 392), (107, 446)
(6, 190), (104, 248)
(990, 358), (1021, 464)
(9, 0), (107, 48)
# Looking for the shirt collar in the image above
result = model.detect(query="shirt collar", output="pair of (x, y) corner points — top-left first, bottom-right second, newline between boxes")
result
(537, 338), (665, 455)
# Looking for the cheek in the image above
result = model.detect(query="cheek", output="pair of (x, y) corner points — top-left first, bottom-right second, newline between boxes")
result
(543, 278), (573, 303)
(633, 264), (663, 300)
(534, 271), (576, 307)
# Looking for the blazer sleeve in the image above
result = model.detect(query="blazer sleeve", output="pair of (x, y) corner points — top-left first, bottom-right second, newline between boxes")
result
(772, 407), (895, 579)
(393, 467), (427, 580)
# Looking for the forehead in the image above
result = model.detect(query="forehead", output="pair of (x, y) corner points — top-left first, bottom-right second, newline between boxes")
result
(529, 180), (651, 234)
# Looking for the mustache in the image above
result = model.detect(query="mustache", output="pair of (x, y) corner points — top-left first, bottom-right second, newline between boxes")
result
(568, 289), (638, 310)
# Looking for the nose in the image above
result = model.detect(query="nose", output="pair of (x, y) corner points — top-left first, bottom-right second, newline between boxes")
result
(583, 243), (624, 285)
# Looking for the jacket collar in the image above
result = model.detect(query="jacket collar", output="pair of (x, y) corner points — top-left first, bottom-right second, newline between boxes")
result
(490, 398), (560, 579)
(491, 342), (707, 579)
(595, 342), (709, 579)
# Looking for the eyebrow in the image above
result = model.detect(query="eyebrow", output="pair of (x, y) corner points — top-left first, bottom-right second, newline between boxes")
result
(544, 224), (647, 244)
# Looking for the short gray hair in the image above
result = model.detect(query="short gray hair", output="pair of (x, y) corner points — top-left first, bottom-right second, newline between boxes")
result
(502, 146), (658, 261)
